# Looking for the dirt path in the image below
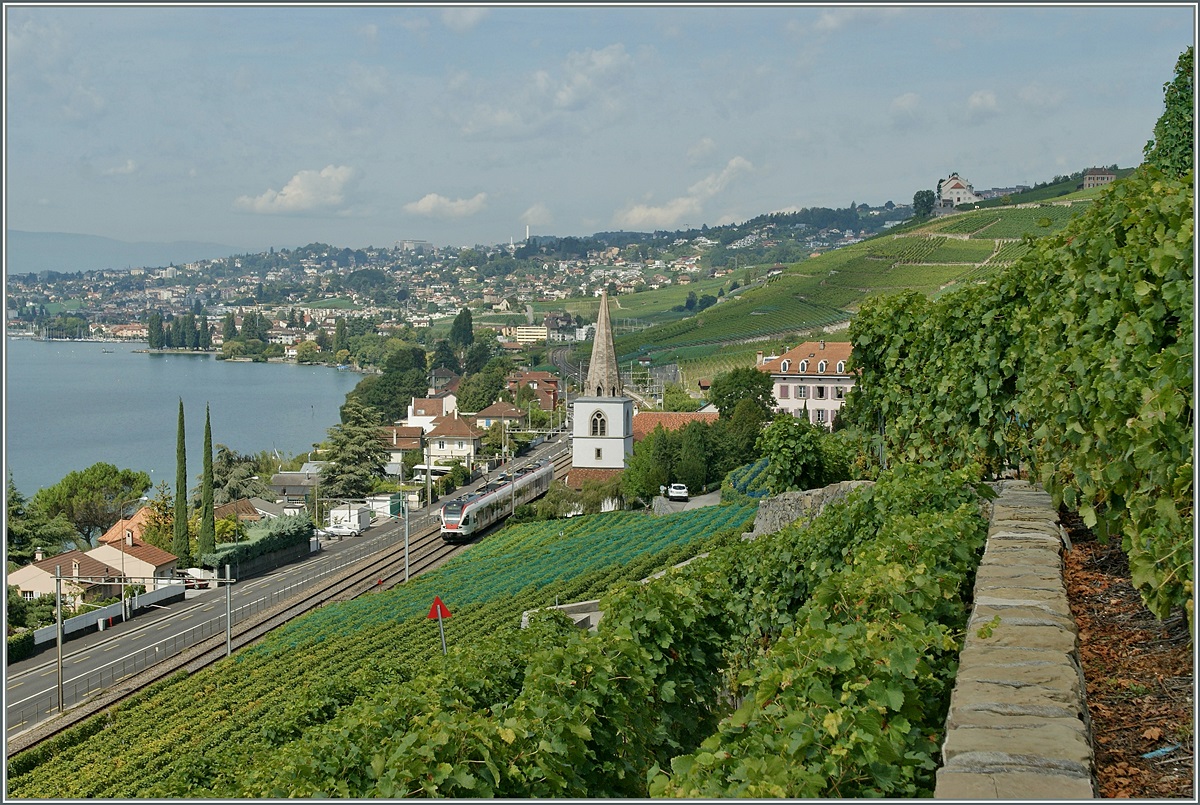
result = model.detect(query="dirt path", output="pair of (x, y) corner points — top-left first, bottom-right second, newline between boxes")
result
(1061, 511), (1194, 798)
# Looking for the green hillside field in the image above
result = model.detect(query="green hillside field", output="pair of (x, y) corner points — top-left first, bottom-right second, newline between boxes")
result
(599, 195), (1097, 385)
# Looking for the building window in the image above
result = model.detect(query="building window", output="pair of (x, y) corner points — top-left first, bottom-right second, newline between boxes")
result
(796, 385), (808, 399)
(798, 360), (808, 373)
(815, 386), (826, 400)
(438, 440), (446, 450)
(595, 448), (602, 461)
(780, 359), (790, 372)
(835, 386), (846, 400)
(778, 385), (790, 399)
(23, 590), (34, 601)
(815, 409), (827, 424)
(590, 410), (607, 436)
(836, 360), (846, 374)
(818, 360), (827, 373)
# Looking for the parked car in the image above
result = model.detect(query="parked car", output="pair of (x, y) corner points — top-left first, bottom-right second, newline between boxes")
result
(173, 572), (209, 590)
(667, 483), (689, 502)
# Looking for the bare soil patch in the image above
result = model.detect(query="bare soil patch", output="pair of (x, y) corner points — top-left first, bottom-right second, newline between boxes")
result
(1061, 510), (1195, 798)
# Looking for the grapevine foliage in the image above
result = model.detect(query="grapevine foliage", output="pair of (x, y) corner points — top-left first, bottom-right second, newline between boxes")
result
(842, 167), (1193, 624)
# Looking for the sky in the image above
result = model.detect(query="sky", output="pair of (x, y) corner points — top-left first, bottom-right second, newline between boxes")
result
(4, 3), (1195, 251)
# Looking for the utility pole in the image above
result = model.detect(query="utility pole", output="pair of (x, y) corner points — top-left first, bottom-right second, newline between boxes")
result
(55, 566), (63, 712)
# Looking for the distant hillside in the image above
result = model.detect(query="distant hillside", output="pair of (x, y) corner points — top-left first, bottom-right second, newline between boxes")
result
(5, 230), (249, 274)
(592, 193), (1100, 385)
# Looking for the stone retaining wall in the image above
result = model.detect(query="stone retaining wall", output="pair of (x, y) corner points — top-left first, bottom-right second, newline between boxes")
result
(742, 480), (873, 540)
(935, 480), (1096, 798)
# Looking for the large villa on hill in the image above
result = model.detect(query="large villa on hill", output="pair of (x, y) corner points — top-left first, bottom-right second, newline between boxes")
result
(756, 340), (855, 429)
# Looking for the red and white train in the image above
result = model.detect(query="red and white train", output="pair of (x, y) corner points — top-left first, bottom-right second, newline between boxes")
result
(438, 459), (555, 541)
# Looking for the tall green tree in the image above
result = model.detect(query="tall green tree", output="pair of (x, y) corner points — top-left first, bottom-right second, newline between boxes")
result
(29, 463), (152, 551)
(913, 189), (937, 218)
(431, 339), (461, 374)
(197, 405), (216, 560)
(221, 311), (238, 342)
(212, 445), (272, 505)
(1143, 46), (1193, 178)
(449, 307), (475, 350)
(147, 310), (165, 349)
(707, 365), (775, 419)
(7, 476), (79, 563)
(676, 421), (710, 492)
(320, 397), (389, 501)
(333, 317), (349, 354)
(173, 399), (190, 563)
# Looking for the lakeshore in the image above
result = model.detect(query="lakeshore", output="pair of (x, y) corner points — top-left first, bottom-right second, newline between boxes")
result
(4, 338), (362, 497)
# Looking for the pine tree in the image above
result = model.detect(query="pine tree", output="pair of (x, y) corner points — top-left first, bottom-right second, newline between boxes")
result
(172, 399), (190, 564)
(320, 397), (388, 501)
(197, 405), (216, 560)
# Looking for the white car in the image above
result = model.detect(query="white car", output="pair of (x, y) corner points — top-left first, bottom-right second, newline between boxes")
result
(667, 483), (689, 502)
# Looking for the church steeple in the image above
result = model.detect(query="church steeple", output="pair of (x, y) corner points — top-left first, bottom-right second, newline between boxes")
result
(584, 291), (623, 398)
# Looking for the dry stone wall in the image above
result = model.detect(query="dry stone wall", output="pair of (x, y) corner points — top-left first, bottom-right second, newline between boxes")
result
(742, 480), (873, 540)
(935, 480), (1095, 798)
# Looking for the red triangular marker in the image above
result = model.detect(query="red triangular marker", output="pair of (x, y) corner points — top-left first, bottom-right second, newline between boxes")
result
(427, 595), (452, 619)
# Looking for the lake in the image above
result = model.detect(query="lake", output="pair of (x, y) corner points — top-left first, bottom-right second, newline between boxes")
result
(4, 338), (364, 498)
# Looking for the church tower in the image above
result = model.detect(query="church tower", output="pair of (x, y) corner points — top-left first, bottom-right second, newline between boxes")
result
(571, 291), (633, 476)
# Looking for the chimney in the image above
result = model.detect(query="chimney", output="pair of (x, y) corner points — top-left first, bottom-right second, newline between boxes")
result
(820, 340), (826, 350)
(756, 351), (763, 366)
(126, 529), (134, 547)
(72, 560), (80, 578)
(34, 547), (45, 562)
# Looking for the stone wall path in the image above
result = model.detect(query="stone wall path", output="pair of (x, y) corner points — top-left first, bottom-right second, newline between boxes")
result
(935, 480), (1095, 798)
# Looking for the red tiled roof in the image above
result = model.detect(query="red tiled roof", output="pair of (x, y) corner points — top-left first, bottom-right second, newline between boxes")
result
(476, 401), (525, 418)
(30, 550), (121, 581)
(632, 411), (720, 442)
(98, 507), (153, 545)
(757, 341), (854, 376)
(106, 540), (178, 568)
(428, 413), (483, 439)
(380, 425), (424, 450)
(565, 467), (624, 490)
(214, 498), (262, 522)
(411, 397), (446, 417)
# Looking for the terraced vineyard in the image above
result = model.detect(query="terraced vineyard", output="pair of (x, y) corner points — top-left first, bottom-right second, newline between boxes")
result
(921, 238), (997, 263)
(7, 503), (757, 798)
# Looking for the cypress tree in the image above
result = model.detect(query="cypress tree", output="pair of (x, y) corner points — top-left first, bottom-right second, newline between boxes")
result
(198, 405), (216, 560)
(172, 399), (190, 564)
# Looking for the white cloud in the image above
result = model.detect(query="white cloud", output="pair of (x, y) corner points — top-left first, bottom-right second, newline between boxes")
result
(102, 159), (137, 176)
(687, 137), (717, 162)
(1017, 82), (1066, 113)
(966, 89), (999, 123)
(458, 44), (634, 137)
(403, 192), (488, 218)
(552, 44), (634, 111)
(613, 157), (753, 229)
(442, 8), (488, 33)
(234, 165), (356, 214)
(521, 203), (553, 227)
(889, 92), (921, 128)
(358, 24), (378, 44)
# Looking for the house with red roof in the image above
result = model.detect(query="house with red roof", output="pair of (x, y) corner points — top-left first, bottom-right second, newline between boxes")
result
(8, 550), (124, 607)
(756, 340), (855, 429)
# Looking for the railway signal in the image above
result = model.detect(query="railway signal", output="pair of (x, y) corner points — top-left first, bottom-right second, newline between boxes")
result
(428, 596), (452, 655)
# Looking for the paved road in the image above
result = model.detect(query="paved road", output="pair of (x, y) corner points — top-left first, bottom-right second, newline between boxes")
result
(655, 489), (722, 513)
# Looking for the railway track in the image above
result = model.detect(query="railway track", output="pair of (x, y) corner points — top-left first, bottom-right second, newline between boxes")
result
(6, 448), (575, 757)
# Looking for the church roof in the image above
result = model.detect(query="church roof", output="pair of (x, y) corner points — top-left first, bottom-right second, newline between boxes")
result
(583, 291), (623, 398)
